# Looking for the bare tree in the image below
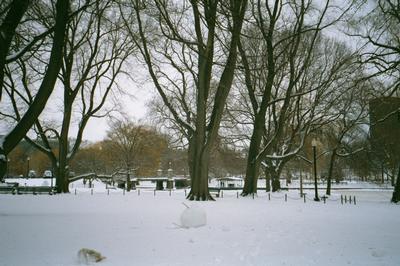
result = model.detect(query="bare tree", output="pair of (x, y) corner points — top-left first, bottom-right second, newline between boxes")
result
(347, 0), (400, 202)
(106, 120), (168, 185)
(323, 83), (370, 195)
(121, 0), (247, 200)
(0, 0), (69, 178)
(105, 120), (146, 191)
(348, 0), (399, 97)
(236, 0), (355, 195)
(1, 0), (132, 192)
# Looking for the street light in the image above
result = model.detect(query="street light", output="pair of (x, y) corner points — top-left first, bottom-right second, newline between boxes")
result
(26, 157), (30, 178)
(50, 171), (53, 190)
(7, 158), (10, 178)
(311, 139), (320, 201)
(98, 146), (103, 174)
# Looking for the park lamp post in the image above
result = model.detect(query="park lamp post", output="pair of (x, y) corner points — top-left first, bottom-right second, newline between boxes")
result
(26, 157), (30, 178)
(98, 146), (103, 174)
(7, 158), (10, 178)
(50, 171), (53, 190)
(312, 139), (320, 201)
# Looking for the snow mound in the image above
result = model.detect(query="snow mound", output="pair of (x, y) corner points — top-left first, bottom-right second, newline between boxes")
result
(180, 203), (207, 228)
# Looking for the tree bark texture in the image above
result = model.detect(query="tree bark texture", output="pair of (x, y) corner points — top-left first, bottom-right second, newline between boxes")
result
(265, 168), (271, 192)
(0, 0), (30, 101)
(56, 101), (73, 193)
(187, 138), (213, 200)
(242, 113), (266, 195)
(271, 168), (281, 192)
(391, 165), (400, 203)
(326, 149), (337, 196)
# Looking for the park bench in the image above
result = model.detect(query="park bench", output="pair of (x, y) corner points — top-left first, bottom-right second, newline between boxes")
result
(18, 186), (55, 195)
(0, 183), (19, 194)
(0, 184), (55, 195)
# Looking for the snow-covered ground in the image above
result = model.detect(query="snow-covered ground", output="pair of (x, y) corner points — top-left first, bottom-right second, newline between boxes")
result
(0, 180), (399, 266)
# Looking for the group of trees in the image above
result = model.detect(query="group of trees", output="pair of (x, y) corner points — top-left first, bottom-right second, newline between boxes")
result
(6, 119), (246, 185)
(1, 0), (399, 201)
(1, 0), (132, 192)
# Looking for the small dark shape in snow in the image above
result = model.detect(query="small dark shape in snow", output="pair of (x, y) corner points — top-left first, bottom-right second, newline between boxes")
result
(77, 248), (106, 264)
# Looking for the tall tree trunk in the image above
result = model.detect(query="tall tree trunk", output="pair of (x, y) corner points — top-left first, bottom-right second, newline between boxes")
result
(242, 151), (261, 195)
(56, 101), (72, 193)
(242, 112), (267, 195)
(56, 150), (70, 194)
(62, 171), (70, 193)
(391, 167), (396, 186)
(391, 165), (400, 203)
(0, 152), (7, 178)
(326, 148), (337, 196)
(55, 166), (62, 193)
(187, 145), (213, 201)
(187, 138), (195, 179)
(126, 165), (131, 192)
(187, 129), (214, 200)
(265, 168), (271, 192)
(271, 168), (281, 192)
(126, 173), (131, 191)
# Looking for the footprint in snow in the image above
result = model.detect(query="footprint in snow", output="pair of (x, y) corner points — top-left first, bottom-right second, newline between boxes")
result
(371, 249), (385, 258)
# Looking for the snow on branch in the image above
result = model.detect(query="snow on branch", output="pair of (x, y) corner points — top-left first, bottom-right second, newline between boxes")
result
(336, 147), (364, 158)
(69, 173), (96, 182)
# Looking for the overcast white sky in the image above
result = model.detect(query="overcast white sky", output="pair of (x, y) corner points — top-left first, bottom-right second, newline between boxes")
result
(0, 72), (155, 143)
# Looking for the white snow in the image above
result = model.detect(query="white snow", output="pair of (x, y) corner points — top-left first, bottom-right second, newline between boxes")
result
(0, 180), (399, 266)
(5, 178), (54, 187)
(180, 203), (207, 228)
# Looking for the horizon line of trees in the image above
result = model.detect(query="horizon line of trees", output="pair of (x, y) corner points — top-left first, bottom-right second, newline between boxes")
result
(4, 117), (395, 186)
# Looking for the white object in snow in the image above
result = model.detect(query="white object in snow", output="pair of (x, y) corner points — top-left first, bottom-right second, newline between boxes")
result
(180, 203), (207, 228)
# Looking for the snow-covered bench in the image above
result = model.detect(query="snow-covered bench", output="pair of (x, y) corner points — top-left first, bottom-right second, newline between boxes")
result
(18, 186), (55, 195)
(0, 183), (18, 194)
(0, 184), (55, 195)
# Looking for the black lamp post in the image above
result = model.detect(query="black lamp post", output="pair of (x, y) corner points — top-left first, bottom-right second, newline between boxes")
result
(312, 139), (320, 201)
(27, 157), (30, 178)
(7, 158), (10, 178)
(50, 171), (53, 190)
